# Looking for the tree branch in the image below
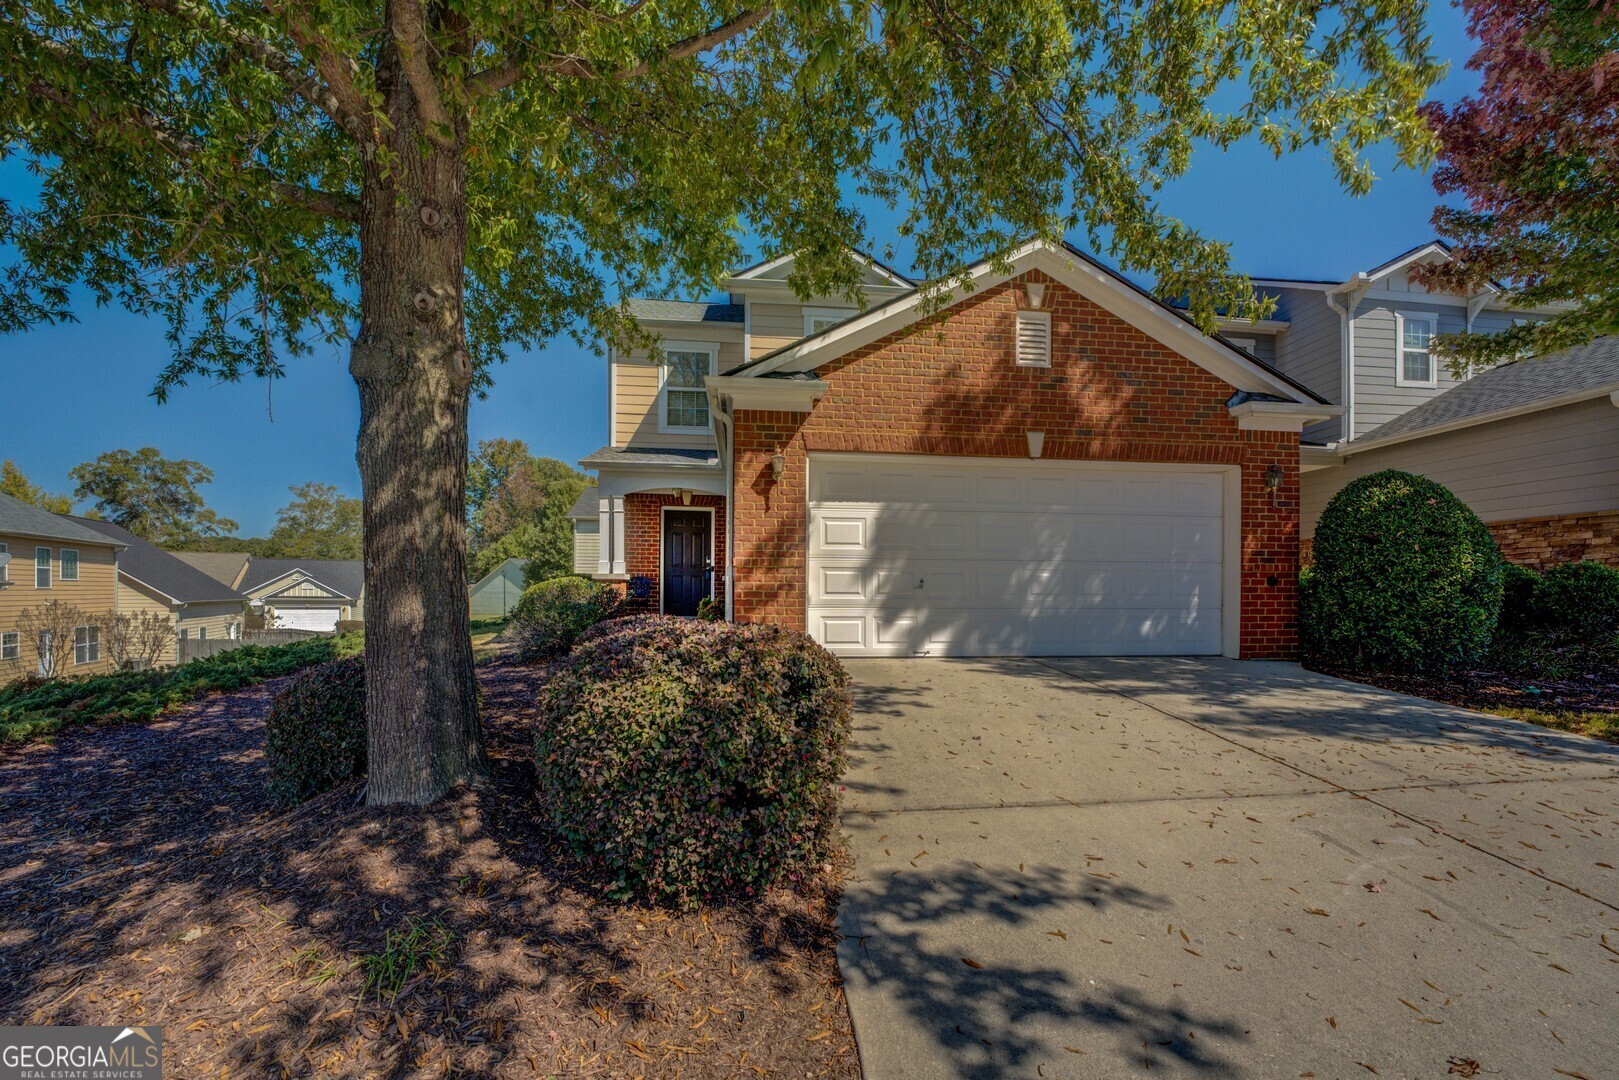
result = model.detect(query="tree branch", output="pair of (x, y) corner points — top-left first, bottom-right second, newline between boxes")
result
(131, 0), (355, 133)
(467, 5), (772, 100)
(265, 0), (376, 139)
(390, 0), (454, 145)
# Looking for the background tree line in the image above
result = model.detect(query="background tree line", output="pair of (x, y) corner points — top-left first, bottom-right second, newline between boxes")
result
(464, 439), (590, 586)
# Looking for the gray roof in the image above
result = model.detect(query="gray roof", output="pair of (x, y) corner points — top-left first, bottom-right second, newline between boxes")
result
(625, 299), (743, 324)
(1355, 337), (1619, 447)
(568, 489), (599, 519)
(70, 517), (245, 604)
(0, 492), (123, 548)
(579, 446), (720, 468)
(171, 550), (252, 587)
(240, 558), (365, 600)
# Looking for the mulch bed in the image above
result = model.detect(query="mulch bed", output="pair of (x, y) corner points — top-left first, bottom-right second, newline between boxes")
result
(1312, 663), (1619, 733)
(0, 660), (861, 1078)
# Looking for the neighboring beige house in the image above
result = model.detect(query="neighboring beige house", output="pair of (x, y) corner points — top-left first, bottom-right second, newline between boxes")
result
(170, 550), (252, 591)
(0, 492), (125, 679)
(238, 559), (364, 631)
(71, 517), (247, 662)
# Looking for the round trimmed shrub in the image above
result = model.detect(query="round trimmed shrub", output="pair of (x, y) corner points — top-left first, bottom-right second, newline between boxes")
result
(265, 657), (366, 806)
(511, 575), (621, 659)
(533, 615), (852, 908)
(1498, 563), (1542, 632)
(1306, 469), (1503, 673)
(1534, 561), (1619, 640)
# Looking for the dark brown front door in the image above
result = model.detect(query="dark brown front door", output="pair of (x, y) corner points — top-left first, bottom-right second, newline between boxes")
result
(663, 510), (711, 616)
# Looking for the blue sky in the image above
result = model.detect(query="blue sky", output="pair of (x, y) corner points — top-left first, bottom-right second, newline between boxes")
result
(0, 3), (1479, 536)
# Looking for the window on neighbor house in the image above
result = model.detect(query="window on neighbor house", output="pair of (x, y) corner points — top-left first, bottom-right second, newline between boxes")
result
(1, 632), (18, 661)
(1396, 312), (1439, 387)
(0, 541), (8, 583)
(199, 626), (207, 641)
(73, 625), (99, 666)
(661, 347), (715, 432)
(35, 547), (51, 589)
(60, 548), (78, 581)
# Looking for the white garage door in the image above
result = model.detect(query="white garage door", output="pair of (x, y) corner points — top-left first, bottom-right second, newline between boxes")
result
(807, 455), (1228, 657)
(274, 607), (341, 633)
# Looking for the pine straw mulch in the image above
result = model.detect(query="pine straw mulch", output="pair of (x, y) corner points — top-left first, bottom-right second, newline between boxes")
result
(0, 659), (861, 1079)
(1310, 664), (1619, 744)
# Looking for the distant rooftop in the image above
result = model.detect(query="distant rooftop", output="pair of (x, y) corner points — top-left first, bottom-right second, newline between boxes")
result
(625, 299), (743, 324)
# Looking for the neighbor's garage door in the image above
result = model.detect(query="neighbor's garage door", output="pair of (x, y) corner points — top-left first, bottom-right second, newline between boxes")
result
(274, 607), (341, 633)
(806, 455), (1226, 657)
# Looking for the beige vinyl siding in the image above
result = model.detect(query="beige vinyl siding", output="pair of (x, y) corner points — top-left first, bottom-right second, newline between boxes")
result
(612, 333), (743, 448)
(0, 534), (121, 679)
(748, 301), (817, 359)
(573, 520), (601, 575)
(1301, 396), (1619, 537)
(118, 579), (242, 664)
(1269, 288), (1345, 443)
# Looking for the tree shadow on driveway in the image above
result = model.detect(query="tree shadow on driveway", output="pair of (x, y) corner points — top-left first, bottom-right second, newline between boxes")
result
(840, 860), (1246, 1077)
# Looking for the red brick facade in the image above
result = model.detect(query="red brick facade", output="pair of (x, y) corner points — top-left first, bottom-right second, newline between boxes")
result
(1488, 509), (1619, 569)
(622, 492), (727, 614)
(729, 270), (1304, 658)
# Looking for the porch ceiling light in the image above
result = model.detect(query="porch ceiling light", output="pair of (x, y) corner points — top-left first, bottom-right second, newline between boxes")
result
(770, 450), (787, 480)
(1026, 431), (1045, 458)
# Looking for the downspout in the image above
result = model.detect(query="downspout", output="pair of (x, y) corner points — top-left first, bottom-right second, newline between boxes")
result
(707, 383), (735, 622)
(1324, 279), (1370, 442)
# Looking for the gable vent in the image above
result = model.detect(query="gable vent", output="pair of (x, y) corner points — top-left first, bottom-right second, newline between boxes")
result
(1015, 310), (1052, 367)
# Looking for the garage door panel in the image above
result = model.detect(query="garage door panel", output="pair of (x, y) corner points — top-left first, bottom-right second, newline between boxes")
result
(807, 456), (1226, 657)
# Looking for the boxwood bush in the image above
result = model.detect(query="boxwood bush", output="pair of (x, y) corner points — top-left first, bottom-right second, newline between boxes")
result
(533, 615), (852, 908)
(265, 656), (366, 806)
(1534, 561), (1619, 640)
(1305, 469), (1503, 673)
(510, 576), (621, 659)
(1498, 563), (1542, 631)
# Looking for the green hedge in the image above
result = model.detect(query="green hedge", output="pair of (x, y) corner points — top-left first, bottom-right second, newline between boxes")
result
(265, 657), (367, 805)
(0, 632), (361, 745)
(1535, 561), (1619, 640)
(533, 615), (852, 909)
(511, 575), (621, 659)
(1304, 470), (1503, 673)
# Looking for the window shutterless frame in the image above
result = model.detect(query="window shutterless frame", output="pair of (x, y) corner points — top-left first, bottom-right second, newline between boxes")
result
(0, 541), (8, 582)
(802, 307), (856, 337)
(1, 632), (18, 661)
(35, 546), (51, 589)
(60, 548), (79, 581)
(657, 342), (720, 435)
(1395, 311), (1439, 388)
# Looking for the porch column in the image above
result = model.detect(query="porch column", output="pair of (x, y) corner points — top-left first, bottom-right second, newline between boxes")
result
(597, 497), (612, 576)
(611, 496), (627, 576)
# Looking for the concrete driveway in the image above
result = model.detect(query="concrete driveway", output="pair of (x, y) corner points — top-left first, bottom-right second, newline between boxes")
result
(835, 658), (1619, 1079)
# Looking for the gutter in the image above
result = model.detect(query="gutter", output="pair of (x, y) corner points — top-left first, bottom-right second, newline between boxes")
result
(1324, 276), (1372, 442)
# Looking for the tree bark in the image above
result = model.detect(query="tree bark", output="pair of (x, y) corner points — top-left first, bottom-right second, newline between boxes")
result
(352, 37), (488, 806)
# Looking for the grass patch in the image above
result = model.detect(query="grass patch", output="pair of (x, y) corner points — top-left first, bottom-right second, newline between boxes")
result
(0, 631), (363, 746)
(361, 916), (454, 999)
(1473, 704), (1619, 743)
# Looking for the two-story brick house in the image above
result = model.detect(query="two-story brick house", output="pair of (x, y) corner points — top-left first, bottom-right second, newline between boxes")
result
(576, 240), (1340, 659)
(0, 491), (126, 678)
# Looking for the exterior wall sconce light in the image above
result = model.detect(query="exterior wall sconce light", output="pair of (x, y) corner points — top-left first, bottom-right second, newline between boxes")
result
(1025, 282), (1045, 309)
(1264, 464), (1284, 490)
(1026, 431), (1046, 458)
(770, 450), (787, 481)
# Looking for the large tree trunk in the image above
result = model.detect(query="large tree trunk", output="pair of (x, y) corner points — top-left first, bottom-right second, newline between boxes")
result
(351, 42), (488, 806)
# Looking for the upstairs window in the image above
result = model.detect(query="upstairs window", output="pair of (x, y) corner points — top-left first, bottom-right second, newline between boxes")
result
(803, 308), (854, 336)
(660, 345), (717, 434)
(1396, 312), (1439, 387)
(60, 548), (79, 581)
(1015, 310), (1052, 367)
(35, 547), (50, 589)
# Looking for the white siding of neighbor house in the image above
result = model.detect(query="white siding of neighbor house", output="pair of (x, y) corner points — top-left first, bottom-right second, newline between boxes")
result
(573, 521), (600, 576)
(612, 330), (744, 449)
(469, 560), (528, 617)
(1301, 396), (1619, 537)
(1268, 288), (1345, 443)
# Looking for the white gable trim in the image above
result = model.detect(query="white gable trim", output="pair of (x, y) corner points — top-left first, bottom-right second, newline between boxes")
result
(735, 240), (1320, 404)
(726, 249), (913, 289)
(247, 568), (355, 601)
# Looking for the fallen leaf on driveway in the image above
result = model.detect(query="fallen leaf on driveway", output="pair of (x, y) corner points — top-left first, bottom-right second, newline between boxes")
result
(1047, 930), (1067, 940)
(1446, 1060), (1480, 1078)
(1305, 908), (1331, 917)
(1363, 881), (1383, 893)
(961, 958), (984, 969)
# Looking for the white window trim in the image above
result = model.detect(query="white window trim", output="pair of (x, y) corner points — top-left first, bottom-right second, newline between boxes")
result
(1395, 310), (1439, 388)
(657, 341), (720, 435)
(1225, 337), (1257, 354)
(35, 546), (51, 589)
(1015, 309), (1053, 368)
(73, 624), (99, 666)
(0, 541), (8, 583)
(803, 307), (856, 337)
(1, 631), (18, 661)
(59, 548), (79, 581)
